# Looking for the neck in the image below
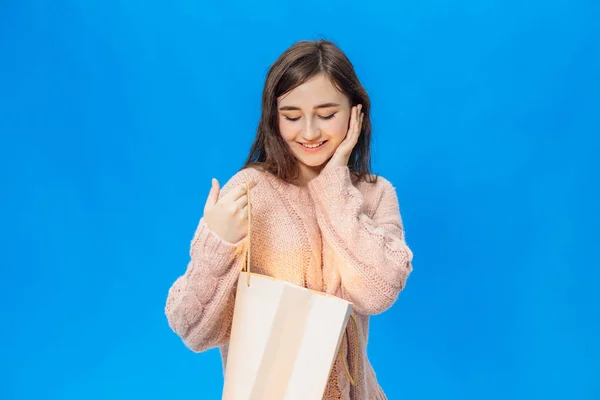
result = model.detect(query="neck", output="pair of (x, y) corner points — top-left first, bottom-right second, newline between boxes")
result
(293, 162), (324, 186)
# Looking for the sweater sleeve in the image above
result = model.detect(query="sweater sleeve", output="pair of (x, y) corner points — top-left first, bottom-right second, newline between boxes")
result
(164, 169), (257, 352)
(308, 166), (413, 315)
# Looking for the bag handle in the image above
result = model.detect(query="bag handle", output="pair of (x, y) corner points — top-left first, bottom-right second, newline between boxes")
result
(242, 181), (253, 286)
(340, 313), (359, 386)
(241, 181), (358, 386)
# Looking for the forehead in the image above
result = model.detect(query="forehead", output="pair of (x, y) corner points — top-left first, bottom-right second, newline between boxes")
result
(277, 73), (348, 107)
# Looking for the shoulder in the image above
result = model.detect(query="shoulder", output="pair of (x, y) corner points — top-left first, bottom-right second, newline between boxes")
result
(225, 166), (266, 185)
(219, 165), (271, 196)
(355, 173), (396, 195)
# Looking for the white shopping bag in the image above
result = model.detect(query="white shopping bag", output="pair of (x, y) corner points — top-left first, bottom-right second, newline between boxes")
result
(221, 182), (355, 400)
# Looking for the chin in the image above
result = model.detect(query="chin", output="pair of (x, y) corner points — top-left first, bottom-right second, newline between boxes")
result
(301, 159), (327, 169)
(293, 152), (332, 168)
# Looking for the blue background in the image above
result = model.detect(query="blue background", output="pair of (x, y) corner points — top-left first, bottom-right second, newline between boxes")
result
(1, 1), (598, 399)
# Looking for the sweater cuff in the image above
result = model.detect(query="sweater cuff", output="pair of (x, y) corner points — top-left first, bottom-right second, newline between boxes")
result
(191, 218), (245, 275)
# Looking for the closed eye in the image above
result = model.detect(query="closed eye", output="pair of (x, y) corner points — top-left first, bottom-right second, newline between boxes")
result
(319, 113), (337, 120)
(283, 112), (337, 122)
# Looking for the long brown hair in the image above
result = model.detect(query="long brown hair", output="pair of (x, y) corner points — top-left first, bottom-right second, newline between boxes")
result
(242, 39), (376, 183)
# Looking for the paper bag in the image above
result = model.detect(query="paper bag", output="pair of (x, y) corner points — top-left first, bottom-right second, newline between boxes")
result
(221, 182), (355, 400)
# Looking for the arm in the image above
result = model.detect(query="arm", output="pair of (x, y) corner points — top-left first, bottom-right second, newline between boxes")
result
(308, 166), (413, 315)
(164, 170), (256, 352)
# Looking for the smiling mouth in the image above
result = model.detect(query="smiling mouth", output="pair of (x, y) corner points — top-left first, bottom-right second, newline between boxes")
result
(298, 141), (327, 149)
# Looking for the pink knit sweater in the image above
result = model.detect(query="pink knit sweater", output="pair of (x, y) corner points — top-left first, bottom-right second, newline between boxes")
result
(165, 165), (413, 399)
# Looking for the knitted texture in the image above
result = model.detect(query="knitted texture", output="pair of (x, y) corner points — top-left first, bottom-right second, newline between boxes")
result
(165, 165), (413, 399)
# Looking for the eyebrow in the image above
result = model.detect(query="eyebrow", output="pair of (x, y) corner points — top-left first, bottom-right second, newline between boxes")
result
(278, 102), (341, 111)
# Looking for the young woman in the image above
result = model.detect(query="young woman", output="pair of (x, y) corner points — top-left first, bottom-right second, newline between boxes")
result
(165, 39), (413, 399)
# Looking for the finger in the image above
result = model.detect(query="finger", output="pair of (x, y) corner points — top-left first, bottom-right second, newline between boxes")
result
(240, 204), (249, 219)
(235, 204), (249, 224)
(347, 108), (361, 146)
(348, 107), (360, 141)
(353, 106), (361, 133)
(358, 110), (364, 132)
(347, 106), (355, 129)
(357, 104), (363, 125)
(358, 113), (364, 136)
(236, 193), (249, 209)
(204, 178), (220, 211)
(225, 184), (247, 202)
(224, 180), (257, 202)
(344, 107), (357, 140)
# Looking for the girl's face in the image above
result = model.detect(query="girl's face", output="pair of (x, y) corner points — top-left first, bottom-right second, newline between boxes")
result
(277, 73), (351, 180)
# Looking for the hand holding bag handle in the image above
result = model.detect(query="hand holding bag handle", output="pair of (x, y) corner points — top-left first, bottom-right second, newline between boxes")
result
(242, 181), (359, 387)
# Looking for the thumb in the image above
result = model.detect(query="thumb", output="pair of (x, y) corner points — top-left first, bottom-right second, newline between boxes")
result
(204, 178), (220, 210)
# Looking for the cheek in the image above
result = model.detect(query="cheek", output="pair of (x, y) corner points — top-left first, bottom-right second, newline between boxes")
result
(278, 119), (297, 142)
(323, 118), (348, 142)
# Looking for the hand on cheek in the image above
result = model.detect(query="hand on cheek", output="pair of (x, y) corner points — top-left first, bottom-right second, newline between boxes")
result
(323, 104), (363, 172)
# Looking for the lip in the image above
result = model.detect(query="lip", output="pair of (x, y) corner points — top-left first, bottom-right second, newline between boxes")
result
(297, 140), (327, 153)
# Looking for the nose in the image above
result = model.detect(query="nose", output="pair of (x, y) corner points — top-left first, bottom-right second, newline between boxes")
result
(301, 118), (321, 141)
